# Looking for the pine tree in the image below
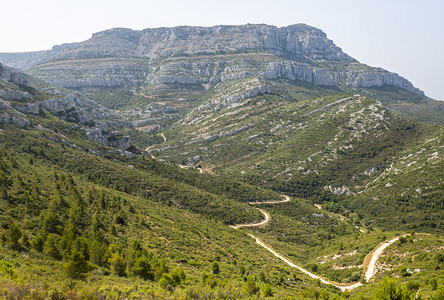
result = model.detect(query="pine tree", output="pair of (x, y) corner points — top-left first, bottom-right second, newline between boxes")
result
(109, 252), (126, 276)
(6, 222), (22, 251)
(64, 249), (89, 280)
(211, 261), (220, 274)
(43, 234), (62, 260)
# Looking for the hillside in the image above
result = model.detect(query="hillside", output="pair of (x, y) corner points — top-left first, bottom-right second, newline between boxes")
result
(0, 23), (443, 299)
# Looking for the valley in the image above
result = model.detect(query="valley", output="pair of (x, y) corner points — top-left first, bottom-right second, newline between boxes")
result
(0, 23), (443, 299)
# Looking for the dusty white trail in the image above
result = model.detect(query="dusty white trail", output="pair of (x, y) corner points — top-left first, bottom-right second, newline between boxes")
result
(364, 236), (402, 281)
(231, 195), (402, 291)
(229, 209), (270, 229)
(248, 195), (291, 205)
(249, 234), (362, 292)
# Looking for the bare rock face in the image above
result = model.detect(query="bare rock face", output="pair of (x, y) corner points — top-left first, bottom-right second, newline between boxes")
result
(40, 92), (123, 126)
(0, 62), (136, 151)
(0, 88), (33, 102)
(346, 71), (423, 95)
(86, 128), (131, 150)
(59, 24), (353, 62)
(324, 185), (356, 196)
(0, 24), (424, 96)
(0, 112), (31, 127)
(0, 63), (29, 85)
(14, 103), (39, 114)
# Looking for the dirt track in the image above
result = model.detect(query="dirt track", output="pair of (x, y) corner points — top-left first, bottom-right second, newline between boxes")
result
(231, 195), (402, 291)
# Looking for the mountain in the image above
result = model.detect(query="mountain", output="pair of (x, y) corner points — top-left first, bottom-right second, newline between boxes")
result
(1, 23), (442, 127)
(1, 24), (444, 299)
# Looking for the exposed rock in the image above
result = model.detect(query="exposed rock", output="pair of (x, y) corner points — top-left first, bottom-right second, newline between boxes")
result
(212, 84), (270, 111)
(263, 61), (334, 85)
(40, 92), (122, 126)
(55, 24), (354, 62)
(86, 128), (131, 150)
(362, 162), (385, 176)
(106, 149), (134, 159)
(0, 43), (77, 70)
(88, 149), (101, 156)
(347, 71), (424, 96)
(85, 128), (109, 146)
(0, 25), (423, 95)
(187, 155), (202, 163)
(324, 185), (356, 196)
(145, 58), (423, 97)
(0, 63), (29, 85)
(0, 112), (31, 127)
(109, 135), (131, 150)
(0, 88), (33, 102)
(15, 103), (39, 114)
(185, 124), (253, 145)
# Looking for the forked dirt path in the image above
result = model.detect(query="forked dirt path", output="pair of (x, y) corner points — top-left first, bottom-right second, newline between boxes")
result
(147, 133), (203, 173)
(231, 195), (403, 291)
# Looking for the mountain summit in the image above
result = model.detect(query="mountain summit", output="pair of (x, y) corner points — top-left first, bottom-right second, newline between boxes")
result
(0, 24), (423, 95)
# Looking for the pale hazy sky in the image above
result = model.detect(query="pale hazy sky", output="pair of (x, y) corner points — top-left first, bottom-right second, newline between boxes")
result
(1, 0), (443, 100)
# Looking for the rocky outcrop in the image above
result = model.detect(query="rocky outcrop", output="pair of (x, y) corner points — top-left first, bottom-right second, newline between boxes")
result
(147, 59), (422, 95)
(14, 103), (39, 114)
(86, 128), (131, 150)
(186, 77), (271, 115)
(208, 84), (270, 111)
(0, 63), (29, 85)
(0, 43), (77, 70)
(346, 71), (424, 95)
(38, 91), (135, 149)
(0, 112), (31, 127)
(324, 185), (356, 196)
(184, 124), (254, 146)
(28, 58), (148, 89)
(263, 61), (335, 85)
(40, 92), (122, 126)
(0, 88), (33, 102)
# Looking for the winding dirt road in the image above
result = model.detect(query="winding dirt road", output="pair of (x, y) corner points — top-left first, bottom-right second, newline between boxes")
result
(147, 133), (398, 290)
(229, 209), (271, 229)
(231, 196), (402, 291)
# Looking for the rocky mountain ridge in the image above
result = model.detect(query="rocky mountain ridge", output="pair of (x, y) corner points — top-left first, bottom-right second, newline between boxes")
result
(0, 24), (423, 96)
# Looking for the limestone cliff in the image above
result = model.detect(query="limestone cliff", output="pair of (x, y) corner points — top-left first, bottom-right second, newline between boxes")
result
(0, 24), (426, 97)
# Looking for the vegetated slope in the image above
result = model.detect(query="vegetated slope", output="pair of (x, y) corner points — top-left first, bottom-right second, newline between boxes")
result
(1, 55), (443, 300)
(152, 84), (443, 232)
(5, 61), (434, 300)
(0, 63), (315, 298)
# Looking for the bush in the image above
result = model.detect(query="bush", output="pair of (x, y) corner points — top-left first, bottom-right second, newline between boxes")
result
(374, 276), (413, 300)
(262, 283), (273, 297)
(0, 260), (17, 279)
(109, 252), (126, 277)
(243, 276), (259, 296)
